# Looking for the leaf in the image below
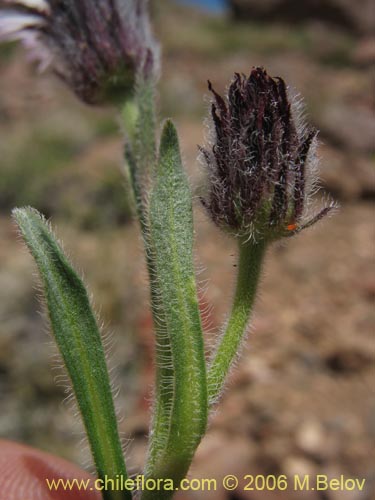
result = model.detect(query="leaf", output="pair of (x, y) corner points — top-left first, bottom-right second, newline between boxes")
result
(123, 82), (176, 484)
(13, 207), (130, 500)
(142, 121), (207, 498)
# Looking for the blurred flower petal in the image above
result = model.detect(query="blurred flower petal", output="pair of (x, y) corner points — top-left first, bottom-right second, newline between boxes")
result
(0, 0), (159, 104)
(0, 11), (44, 39)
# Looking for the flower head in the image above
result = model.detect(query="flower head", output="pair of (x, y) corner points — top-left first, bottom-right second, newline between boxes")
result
(200, 67), (334, 240)
(0, 0), (159, 104)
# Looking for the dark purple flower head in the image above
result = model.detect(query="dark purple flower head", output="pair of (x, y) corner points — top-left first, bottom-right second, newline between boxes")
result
(0, 0), (159, 104)
(200, 67), (335, 240)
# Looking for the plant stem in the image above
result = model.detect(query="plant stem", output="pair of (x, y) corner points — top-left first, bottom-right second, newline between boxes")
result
(208, 237), (266, 405)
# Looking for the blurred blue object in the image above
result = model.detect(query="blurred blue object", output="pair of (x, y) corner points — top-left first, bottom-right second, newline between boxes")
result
(175, 0), (227, 12)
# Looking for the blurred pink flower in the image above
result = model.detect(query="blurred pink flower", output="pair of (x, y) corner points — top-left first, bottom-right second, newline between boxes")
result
(0, 0), (159, 104)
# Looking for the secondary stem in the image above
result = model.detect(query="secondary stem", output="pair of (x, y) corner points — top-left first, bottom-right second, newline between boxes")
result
(208, 237), (267, 405)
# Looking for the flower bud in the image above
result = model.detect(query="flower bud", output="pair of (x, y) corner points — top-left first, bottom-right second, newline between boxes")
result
(0, 0), (159, 104)
(200, 67), (334, 240)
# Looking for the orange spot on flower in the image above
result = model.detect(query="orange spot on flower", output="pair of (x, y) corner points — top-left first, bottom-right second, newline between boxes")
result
(287, 223), (297, 231)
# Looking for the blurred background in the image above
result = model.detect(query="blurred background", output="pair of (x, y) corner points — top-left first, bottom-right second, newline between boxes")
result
(0, 0), (374, 498)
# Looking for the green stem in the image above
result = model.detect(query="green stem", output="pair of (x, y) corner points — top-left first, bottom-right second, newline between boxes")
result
(208, 237), (266, 405)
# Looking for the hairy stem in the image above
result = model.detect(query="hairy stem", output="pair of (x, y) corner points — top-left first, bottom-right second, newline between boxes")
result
(208, 238), (266, 405)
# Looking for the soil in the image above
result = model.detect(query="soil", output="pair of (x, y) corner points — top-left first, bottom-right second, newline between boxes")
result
(0, 3), (373, 499)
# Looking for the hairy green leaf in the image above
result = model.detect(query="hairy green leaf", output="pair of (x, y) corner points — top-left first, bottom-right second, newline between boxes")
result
(13, 207), (130, 500)
(142, 121), (207, 499)
(123, 80), (176, 482)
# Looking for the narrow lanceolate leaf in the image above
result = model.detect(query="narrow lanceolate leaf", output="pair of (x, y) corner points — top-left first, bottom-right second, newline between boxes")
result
(13, 208), (131, 500)
(125, 142), (173, 477)
(123, 81), (176, 484)
(142, 121), (208, 499)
